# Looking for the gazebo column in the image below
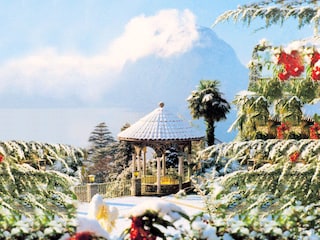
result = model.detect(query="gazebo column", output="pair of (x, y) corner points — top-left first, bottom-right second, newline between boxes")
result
(162, 154), (166, 175)
(187, 143), (192, 179)
(178, 155), (184, 190)
(156, 156), (161, 194)
(142, 147), (147, 176)
(131, 152), (141, 196)
(131, 153), (136, 178)
(137, 154), (141, 178)
(132, 146), (142, 178)
(187, 153), (191, 179)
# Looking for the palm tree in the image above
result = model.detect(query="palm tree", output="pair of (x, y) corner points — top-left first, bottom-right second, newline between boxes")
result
(187, 80), (230, 146)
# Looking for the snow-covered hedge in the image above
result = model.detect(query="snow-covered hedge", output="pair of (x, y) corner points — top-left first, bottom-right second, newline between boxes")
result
(2, 139), (320, 239)
(0, 141), (85, 239)
(199, 139), (320, 172)
(191, 140), (320, 239)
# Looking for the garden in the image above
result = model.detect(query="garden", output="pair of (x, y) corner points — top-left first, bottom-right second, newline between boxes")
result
(1, 1), (320, 239)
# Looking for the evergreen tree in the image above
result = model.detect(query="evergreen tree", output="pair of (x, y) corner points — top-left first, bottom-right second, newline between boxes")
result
(165, 147), (178, 168)
(0, 141), (84, 238)
(107, 141), (132, 181)
(87, 122), (115, 162)
(87, 122), (115, 182)
(109, 123), (132, 180)
(213, 0), (320, 37)
(87, 122), (133, 182)
(229, 92), (270, 140)
(88, 122), (115, 150)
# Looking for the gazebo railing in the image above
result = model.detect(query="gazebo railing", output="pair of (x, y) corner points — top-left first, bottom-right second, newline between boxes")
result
(142, 175), (179, 185)
(141, 171), (189, 185)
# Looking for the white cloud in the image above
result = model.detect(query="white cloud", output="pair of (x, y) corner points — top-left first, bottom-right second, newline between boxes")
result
(0, 9), (198, 102)
(0, 48), (115, 101)
(106, 9), (199, 70)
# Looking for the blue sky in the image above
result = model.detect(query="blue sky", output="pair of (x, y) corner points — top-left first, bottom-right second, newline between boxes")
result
(0, 1), (314, 147)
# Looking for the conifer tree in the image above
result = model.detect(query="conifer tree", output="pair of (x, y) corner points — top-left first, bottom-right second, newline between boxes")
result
(87, 122), (115, 182)
(108, 123), (132, 180)
(0, 141), (84, 239)
(88, 122), (115, 150)
(87, 122), (115, 162)
(213, 0), (320, 37)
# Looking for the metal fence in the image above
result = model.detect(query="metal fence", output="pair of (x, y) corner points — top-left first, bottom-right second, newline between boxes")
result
(74, 180), (132, 202)
(74, 173), (190, 202)
(105, 180), (132, 198)
(74, 184), (87, 202)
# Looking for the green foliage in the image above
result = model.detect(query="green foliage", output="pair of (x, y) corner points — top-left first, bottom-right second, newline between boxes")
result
(187, 80), (230, 146)
(249, 78), (282, 101)
(109, 144), (130, 179)
(88, 122), (115, 163)
(87, 122), (120, 182)
(200, 139), (320, 167)
(192, 139), (320, 238)
(0, 140), (85, 175)
(229, 92), (270, 140)
(247, 40), (319, 102)
(122, 210), (176, 240)
(94, 141), (131, 182)
(289, 78), (318, 103)
(230, 38), (320, 140)
(88, 122), (115, 149)
(0, 141), (83, 239)
(213, 0), (320, 35)
(275, 96), (303, 124)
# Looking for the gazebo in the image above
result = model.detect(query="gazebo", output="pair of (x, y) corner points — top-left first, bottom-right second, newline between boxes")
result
(117, 102), (204, 196)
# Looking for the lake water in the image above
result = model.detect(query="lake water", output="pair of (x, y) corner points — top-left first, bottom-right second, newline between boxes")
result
(0, 106), (238, 148)
(0, 108), (144, 148)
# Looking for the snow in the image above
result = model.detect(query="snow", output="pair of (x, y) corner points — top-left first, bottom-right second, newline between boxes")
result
(126, 198), (184, 220)
(75, 194), (204, 239)
(235, 90), (257, 98)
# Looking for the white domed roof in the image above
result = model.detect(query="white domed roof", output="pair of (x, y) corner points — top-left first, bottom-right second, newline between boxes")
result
(117, 103), (204, 142)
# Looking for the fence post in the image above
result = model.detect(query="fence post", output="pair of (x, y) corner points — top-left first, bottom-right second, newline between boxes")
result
(131, 178), (141, 196)
(87, 183), (99, 202)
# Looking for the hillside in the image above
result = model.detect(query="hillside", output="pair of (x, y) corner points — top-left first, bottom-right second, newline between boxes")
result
(106, 26), (248, 142)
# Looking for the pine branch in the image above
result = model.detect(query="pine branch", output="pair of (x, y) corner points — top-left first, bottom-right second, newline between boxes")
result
(213, 1), (319, 34)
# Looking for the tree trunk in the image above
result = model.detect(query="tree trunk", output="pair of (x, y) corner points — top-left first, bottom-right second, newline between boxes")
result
(206, 119), (215, 146)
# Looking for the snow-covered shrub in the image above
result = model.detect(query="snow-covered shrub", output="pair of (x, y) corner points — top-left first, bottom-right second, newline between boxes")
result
(122, 199), (188, 240)
(0, 141), (85, 239)
(192, 140), (320, 239)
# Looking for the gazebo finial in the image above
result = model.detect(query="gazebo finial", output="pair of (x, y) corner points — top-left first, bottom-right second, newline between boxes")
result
(159, 102), (164, 108)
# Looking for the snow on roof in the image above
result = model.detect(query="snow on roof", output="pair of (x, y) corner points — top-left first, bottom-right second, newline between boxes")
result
(117, 102), (204, 142)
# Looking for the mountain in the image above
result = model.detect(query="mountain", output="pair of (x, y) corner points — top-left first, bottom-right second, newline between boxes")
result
(0, 26), (249, 145)
(104, 26), (249, 142)
(107, 27), (248, 109)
